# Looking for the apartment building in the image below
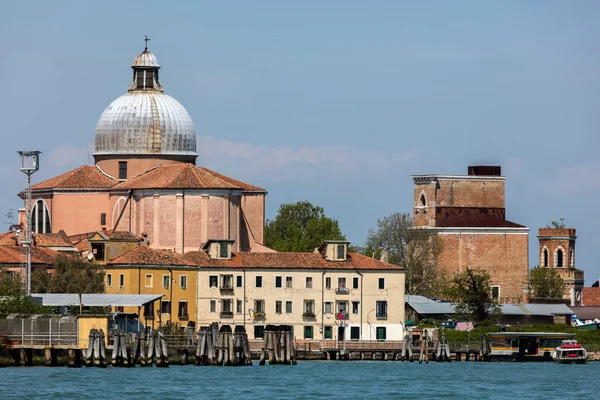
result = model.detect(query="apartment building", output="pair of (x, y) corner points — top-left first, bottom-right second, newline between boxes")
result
(185, 240), (405, 341)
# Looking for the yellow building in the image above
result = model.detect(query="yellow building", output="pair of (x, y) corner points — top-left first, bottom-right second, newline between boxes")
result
(185, 240), (405, 341)
(103, 245), (197, 330)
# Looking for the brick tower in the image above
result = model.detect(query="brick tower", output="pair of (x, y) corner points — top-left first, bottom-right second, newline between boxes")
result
(412, 165), (529, 303)
(537, 228), (584, 305)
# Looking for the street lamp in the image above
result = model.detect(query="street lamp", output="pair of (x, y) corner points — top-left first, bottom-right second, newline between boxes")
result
(18, 151), (41, 296)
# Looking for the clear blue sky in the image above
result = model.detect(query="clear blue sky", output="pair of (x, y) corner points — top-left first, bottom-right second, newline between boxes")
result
(1, 1), (598, 283)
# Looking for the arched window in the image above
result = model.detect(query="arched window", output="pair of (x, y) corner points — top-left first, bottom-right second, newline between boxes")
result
(556, 249), (564, 268)
(420, 194), (426, 207)
(543, 248), (549, 267)
(30, 199), (51, 233)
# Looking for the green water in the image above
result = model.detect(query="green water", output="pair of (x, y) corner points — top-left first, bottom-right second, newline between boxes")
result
(1, 361), (597, 399)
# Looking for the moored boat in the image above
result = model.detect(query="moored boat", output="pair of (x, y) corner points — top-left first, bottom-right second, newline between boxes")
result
(553, 340), (587, 364)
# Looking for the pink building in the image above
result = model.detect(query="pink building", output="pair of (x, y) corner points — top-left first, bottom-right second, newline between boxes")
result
(19, 44), (267, 253)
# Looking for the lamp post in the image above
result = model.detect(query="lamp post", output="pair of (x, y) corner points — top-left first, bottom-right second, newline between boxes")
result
(17, 151), (41, 296)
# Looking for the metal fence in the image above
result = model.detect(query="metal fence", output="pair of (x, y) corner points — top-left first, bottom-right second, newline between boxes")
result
(0, 318), (78, 347)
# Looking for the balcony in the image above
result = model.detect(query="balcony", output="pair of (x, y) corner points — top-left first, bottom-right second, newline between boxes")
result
(253, 312), (266, 319)
(376, 313), (387, 320)
(335, 312), (349, 320)
(220, 283), (234, 290)
(335, 287), (350, 295)
(178, 314), (189, 321)
(220, 311), (234, 319)
(302, 312), (316, 318)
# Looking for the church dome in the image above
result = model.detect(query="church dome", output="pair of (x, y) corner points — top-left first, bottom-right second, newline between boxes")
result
(93, 43), (197, 157)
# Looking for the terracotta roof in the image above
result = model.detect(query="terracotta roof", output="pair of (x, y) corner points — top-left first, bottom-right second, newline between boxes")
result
(198, 167), (265, 191)
(0, 232), (18, 246)
(31, 165), (117, 190)
(183, 251), (403, 270)
(436, 215), (526, 228)
(33, 233), (73, 248)
(90, 230), (139, 241)
(109, 246), (195, 266)
(73, 239), (89, 253)
(0, 246), (66, 265)
(112, 163), (264, 191)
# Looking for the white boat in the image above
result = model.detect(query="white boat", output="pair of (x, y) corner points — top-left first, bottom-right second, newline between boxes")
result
(553, 340), (587, 364)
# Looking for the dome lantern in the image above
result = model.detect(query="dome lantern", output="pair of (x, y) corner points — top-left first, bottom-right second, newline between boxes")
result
(93, 39), (197, 166)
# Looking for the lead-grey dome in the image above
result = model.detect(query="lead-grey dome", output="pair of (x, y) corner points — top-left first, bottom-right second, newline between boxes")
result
(93, 47), (197, 157)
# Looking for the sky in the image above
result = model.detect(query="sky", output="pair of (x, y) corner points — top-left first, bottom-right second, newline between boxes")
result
(1, 1), (599, 283)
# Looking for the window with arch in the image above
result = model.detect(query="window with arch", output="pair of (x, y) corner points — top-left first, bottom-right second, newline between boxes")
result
(420, 194), (426, 207)
(30, 200), (51, 233)
(542, 248), (549, 268)
(556, 249), (564, 268)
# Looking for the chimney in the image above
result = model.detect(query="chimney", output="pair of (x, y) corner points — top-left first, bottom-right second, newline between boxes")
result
(380, 249), (389, 263)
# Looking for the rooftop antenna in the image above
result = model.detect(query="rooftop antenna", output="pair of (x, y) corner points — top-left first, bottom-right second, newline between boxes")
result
(144, 35), (150, 51)
(17, 151), (41, 296)
(4, 209), (14, 226)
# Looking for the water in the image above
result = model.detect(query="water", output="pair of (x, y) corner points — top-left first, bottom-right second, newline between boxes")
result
(1, 361), (598, 399)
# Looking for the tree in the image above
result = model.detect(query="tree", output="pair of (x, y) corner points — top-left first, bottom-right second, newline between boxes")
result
(0, 269), (50, 317)
(264, 201), (346, 252)
(34, 255), (105, 294)
(364, 213), (445, 298)
(529, 266), (565, 299)
(31, 267), (51, 293)
(445, 268), (501, 323)
(546, 218), (566, 229)
(0, 268), (23, 296)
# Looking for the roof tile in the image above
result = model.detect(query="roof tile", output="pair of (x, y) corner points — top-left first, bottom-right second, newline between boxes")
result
(112, 163), (264, 191)
(32, 165), (117, 190)
(109, 246), (194, 266)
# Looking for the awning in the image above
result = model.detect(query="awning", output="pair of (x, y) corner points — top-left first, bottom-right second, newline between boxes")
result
(30, 294), (164, 307)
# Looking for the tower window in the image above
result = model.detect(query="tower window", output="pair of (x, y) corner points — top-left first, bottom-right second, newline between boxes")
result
(31, 200), (51, 234)
(543, 248), (548, 267)
(556, 249), (564, 268)
(420, 194), (426, 207)
(118, 161), (127, 180)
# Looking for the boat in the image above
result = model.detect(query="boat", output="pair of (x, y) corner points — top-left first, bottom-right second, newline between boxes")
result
(553, 340), (587, 364)
(487, 332), (576, 361)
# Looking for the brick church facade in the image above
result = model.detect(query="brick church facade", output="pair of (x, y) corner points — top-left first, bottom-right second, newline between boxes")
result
(412, 166), (529, 303)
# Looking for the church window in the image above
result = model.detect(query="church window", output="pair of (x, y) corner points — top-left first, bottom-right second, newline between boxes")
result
(118, 162), (128, 180)
(556, 249), (564, 268)
(543, 248), (548, 267)
(420, 194), (426, 207)
(31, 199), (51, 234)
(100, 213), (106, 226)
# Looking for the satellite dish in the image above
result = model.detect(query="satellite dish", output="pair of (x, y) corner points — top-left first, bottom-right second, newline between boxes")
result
(87, 253), (94, 261)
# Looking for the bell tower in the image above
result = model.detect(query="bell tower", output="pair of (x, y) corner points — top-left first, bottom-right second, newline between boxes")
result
(538, 227), (584, 305)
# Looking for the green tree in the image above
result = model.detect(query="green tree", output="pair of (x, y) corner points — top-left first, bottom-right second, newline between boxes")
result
(445, 268), (501, 323)
(264, 201), (346, 252)
(364, 212), (445, 297)
(47, 255), (105, 294)
(546, 218), (566, 229)
(31, 268), (51, 293)
(529, 266), (565, 299)
(0, 268), (23, 296)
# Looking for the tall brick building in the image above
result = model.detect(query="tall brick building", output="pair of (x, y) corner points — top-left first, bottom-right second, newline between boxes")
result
(411, 166), (529, 303)
(538, 228), (584, 305)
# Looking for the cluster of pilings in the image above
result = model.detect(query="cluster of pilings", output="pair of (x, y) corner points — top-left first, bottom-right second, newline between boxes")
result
(259, 325), (297, 365)
(195, 323), (252, 366)
(399, 330), (451, 363)
(83, 329), (107, 367)
(147, 330), (169, 367)
(111, 331), (130, 367)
